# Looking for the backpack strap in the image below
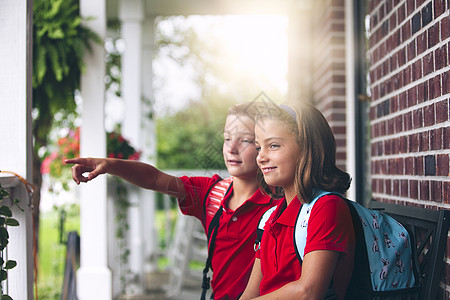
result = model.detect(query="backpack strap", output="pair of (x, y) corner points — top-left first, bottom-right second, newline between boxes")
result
(254, 206), (277, 251)
(200, 178), (233, 300)
(293, 190), (340, 299)
(293, 190), (339, 262)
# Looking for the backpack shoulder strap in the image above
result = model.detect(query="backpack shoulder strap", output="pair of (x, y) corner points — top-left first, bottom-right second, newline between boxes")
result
(254, 205), (277, 251)
(200, 177), (233, 300)
(293, 190), (342, 262)
(203, 177), (233, 222)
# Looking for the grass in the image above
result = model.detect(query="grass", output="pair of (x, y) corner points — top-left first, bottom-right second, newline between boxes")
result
(37, 204), (79, 300)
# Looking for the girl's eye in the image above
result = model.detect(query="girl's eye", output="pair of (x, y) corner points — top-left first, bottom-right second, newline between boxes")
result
(269, 144), (280, 149)
(255, 146), (261, 152)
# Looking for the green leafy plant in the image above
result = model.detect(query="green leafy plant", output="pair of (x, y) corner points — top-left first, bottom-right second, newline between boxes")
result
(0, 184), (23, 300)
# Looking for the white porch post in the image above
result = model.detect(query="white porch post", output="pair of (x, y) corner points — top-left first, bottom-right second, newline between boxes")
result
(119, 0), (149, 293)
(141, 16), (158, 274)
(79, 0), (112, 299)
(0, 0), (34, 298)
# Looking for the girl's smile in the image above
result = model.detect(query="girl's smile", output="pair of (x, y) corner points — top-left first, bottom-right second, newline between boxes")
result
(255, 118), (300, 201)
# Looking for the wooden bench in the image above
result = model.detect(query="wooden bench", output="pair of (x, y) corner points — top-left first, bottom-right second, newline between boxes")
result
(369, 200), (450, 299)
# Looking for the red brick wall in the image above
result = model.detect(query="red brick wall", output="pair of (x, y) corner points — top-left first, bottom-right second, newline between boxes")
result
(309, 0), (347, 171)
(367, 0), (449, 297)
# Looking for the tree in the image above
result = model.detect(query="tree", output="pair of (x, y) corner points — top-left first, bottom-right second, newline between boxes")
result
(32, 0), (100, 249)
(154, 16), (286, 169)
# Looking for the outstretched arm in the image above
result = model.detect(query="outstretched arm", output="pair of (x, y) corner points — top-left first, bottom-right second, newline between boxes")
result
(65, 157), (186, 198)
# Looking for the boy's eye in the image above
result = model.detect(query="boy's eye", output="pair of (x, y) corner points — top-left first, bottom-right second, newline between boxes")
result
(243, 139), (254, 143)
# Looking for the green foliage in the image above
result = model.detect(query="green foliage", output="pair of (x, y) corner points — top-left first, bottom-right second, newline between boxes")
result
(32, 0), (100, 152)
(0, 184), (23, 300)
(156, 99), (230, 170)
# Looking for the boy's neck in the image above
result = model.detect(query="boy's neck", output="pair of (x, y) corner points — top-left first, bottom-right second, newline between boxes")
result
(227, 176), (259, 211)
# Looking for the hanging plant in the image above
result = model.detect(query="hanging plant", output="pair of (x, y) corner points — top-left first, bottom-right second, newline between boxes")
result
(0, 183), (23, 300)
(106, 130), (140, 295)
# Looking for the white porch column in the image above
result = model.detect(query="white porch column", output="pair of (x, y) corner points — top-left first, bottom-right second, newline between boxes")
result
(0, 0), (34, 299)
(79, 0), (112, 299)
(141, 16), (158, 274)
(119, 0), (148, 293)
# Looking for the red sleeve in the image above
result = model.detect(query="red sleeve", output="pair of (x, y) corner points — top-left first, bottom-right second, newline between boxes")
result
(178, 174), (222, 223)
(304, 195), (354, 256)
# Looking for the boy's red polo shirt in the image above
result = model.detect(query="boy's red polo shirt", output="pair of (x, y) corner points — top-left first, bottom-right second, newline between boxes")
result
(179, 175), (276, 300)
(256, 195), (355, 300)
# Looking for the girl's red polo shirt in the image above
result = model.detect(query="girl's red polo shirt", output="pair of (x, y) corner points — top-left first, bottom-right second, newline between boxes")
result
(256, 195), (355, 300)
(179, 175), (276, 300)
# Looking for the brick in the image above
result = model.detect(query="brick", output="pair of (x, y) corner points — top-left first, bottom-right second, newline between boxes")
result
(417, 31), (427, 55)
(423, 52), (434, 76)
(442, 17), (450, 40)
(435, 45), (448, 70)
(421, 130), (430, 151)
(388, 118), (395, 135)
(430, 180), (443, 203)
(424, 103), (435, 126)
(416, 156), (424, 175)
(404, 111), (413, 130)
(407, 0), (415, 14)
(405, 156), (415, 174)
(385, 179), (392, 194)
(444, 181), (450, 204)
(395, 113), (403, 132)
(403, 21), (412, 47)
(428, 23), (440, 49)
(412, 11), (422, 35)
(434, 0), (445, 17)
(401, 179), (409, 197)
(409, 133), (420, 152)
(385, 138), (392, 155)
(398, 3), (406, 22)
(420, 180), (430, 200)
(393, 179), (400, 196)
(399, 91), (407, 109)
(445, 127), (450, 149)
(425, 155), (437, 175)
(443, 70), (449, 95)
(413, 59), (422, 81)
(413, 108), (423, 129)
(422, 3), (433, 27)
(410, 180), (418, 199)
(407, 40), (415, 61)
(436, 100), (449, 123)
(403, 66), (411, 85)
(418, 81), (428, 102)
(436, 154), (449, 176)
(400, 135), (408, 153)
(428, 75), (441, 99)
(431, 128), (443, 150)
(416, 0), (426, 8)
(407, 86), (417, 107)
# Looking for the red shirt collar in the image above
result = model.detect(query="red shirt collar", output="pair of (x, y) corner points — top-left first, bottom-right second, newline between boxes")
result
(272, 196), (301, 226)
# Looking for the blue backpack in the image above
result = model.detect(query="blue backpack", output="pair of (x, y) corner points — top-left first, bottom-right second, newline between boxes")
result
(255, 191), (419, 299)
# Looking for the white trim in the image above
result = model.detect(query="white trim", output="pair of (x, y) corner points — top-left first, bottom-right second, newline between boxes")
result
(345, 0), (356, 200)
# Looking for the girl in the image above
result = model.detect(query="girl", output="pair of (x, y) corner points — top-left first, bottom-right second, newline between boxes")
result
(241, 102), (355, 300)
(66, 103), (278, 300)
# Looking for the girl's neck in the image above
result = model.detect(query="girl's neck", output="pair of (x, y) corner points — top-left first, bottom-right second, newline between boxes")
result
(284, 186), (298, 205)
(227, 176), (258, 210)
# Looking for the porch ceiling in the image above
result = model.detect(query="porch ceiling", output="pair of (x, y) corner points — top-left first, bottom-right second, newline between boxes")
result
(107, 0), (297, 20)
